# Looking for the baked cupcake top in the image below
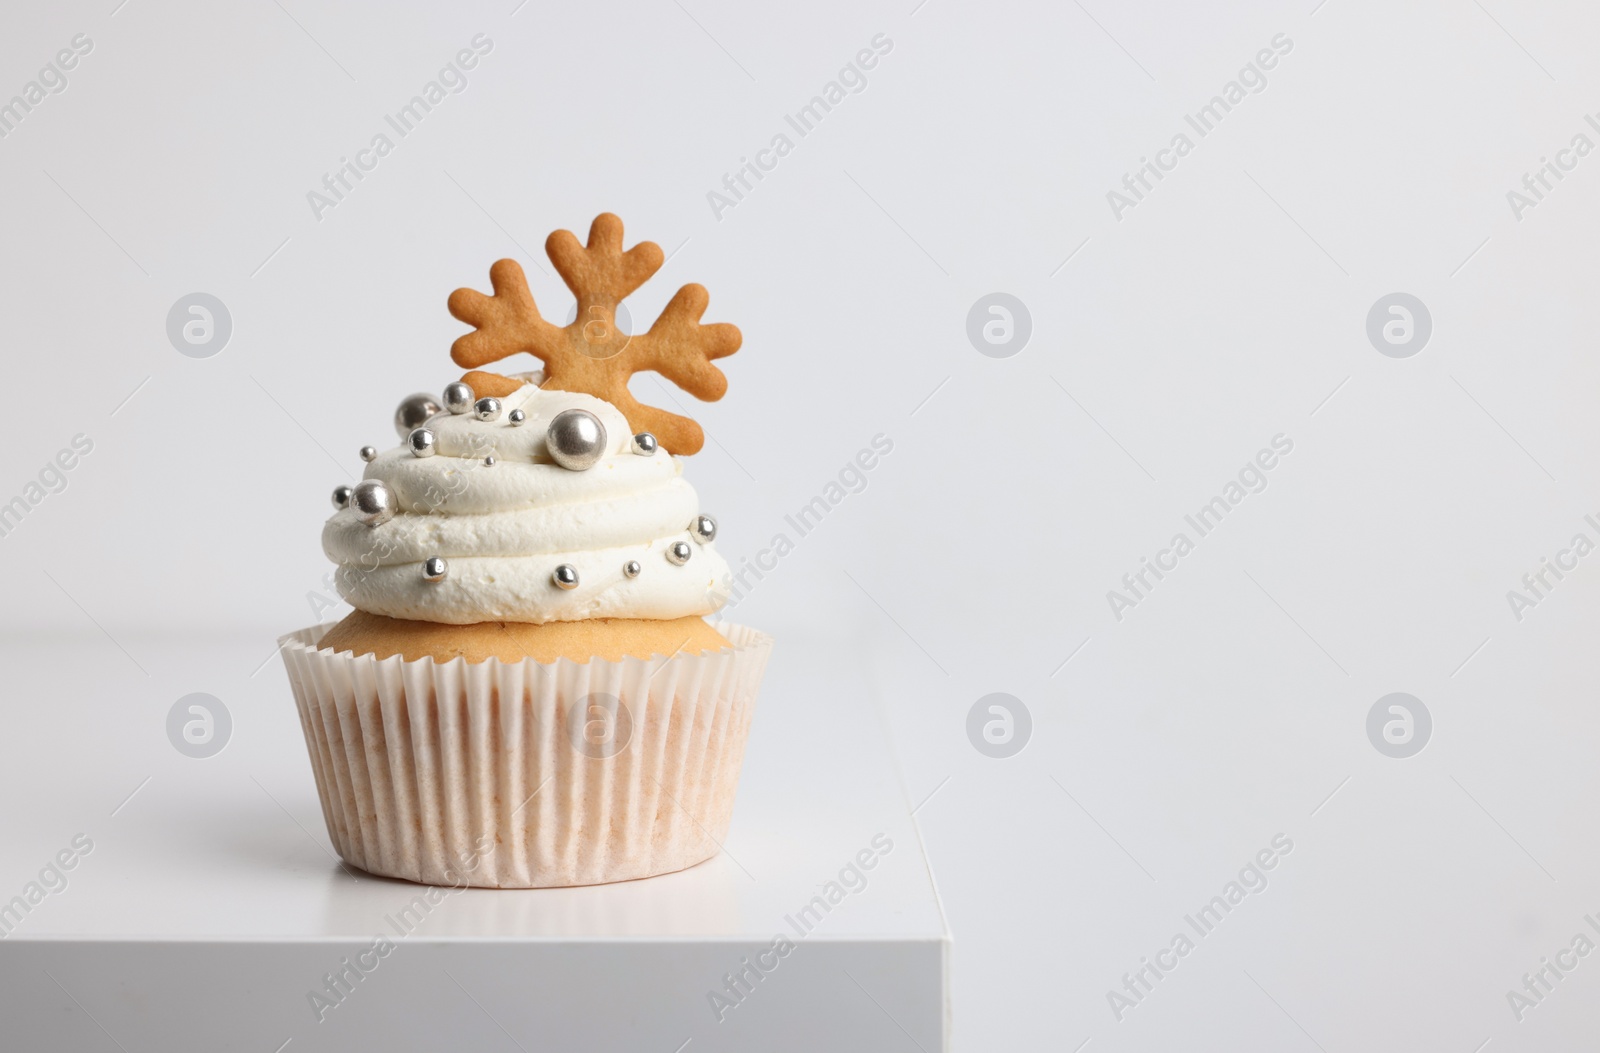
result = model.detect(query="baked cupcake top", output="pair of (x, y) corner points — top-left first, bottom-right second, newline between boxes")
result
(324, 213), (739, 628)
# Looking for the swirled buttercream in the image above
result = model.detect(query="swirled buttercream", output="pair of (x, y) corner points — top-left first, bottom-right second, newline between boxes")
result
(325, 375), (731, 624)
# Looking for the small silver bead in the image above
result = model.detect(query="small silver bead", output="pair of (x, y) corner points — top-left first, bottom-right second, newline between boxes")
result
(394, 393), (443, 439)
(546, 409), (608, 471)
(359, 445), (378, 463)
(631, 432), (658, 456)
(474, 397), (502, 422)
(443, 381), (475, 415)
(689, 515), (717, 544)
(423, 556), (448, 583)
(407, 427), (437, 458)
(483, 455), (496, 467)
(552, 563), (579, 590)
(507, 408), (527, 426)
(623, 560), (641, 579)
(352, 480), (395, 527)
(332, 484), (354, 510)
(666, 540), (692, 565)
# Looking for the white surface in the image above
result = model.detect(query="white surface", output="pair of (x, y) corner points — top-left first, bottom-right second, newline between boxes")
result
(2, 0), (1599, 1048)
(0, 628), (948, 1050)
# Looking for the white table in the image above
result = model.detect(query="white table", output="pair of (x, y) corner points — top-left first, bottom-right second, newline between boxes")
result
(0, 629), (947, 1051)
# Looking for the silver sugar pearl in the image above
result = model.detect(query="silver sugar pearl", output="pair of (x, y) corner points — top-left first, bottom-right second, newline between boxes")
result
(394, 393), (443, 439)
(359, 445), (378, 463)
(474, 397), (502, 422)
(623, 560), (641, 579)
(546, 409), (607, 471)
(507, 408), (527, 426)
(407, 427), (437, 458)
(552, 563), (579, 590)
(423, 556), (448, 583)
(443, 381), (475, 415)
(332, 484), (354, 510)
(631, 432), (658, 456)
(483, 455), (496, 467)
(666, 540), (692, 566)
(689, 514), (717, 544)
(352, 479), (395, 527)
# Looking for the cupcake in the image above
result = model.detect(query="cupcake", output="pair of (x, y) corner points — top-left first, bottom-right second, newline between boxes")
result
(280, 213), (772, 888)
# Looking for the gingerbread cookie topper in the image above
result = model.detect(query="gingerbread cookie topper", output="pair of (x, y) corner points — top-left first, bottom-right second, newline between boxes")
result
(448, 213), (741, 455)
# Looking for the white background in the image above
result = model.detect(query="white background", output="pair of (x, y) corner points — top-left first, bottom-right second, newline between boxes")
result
(3, 0), (1599, 1048)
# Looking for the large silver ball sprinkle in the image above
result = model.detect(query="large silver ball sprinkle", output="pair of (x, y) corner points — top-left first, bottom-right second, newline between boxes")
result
(631, 432), (658, 457)
(423, 556), (448, 583)
(443, 381), (475, 415)
(483, 455), (496, 468)
(474, 397), (502, 422)
(666, 540), (692, 565)
(689, 515), (717, 545)
(623, 559), (641, 579)
(552, 563), (580, 590)
(508, 408), (527, 427)
(408, 427), (437, 458)
(546, 409), (607, 471)
(359, 445), (378, 463)
(332, 484), (354, 510)
(394, 393), (443, 439)
(352, 479), (395, 527)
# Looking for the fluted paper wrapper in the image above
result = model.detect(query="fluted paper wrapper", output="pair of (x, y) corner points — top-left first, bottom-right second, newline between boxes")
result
(278, 622), (772, 888)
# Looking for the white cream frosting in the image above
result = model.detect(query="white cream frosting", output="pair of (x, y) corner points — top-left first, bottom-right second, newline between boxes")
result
(324, 375), (731, 625)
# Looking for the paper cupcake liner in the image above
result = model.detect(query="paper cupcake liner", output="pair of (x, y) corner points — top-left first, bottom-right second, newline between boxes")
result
(278, 621), (772, 888)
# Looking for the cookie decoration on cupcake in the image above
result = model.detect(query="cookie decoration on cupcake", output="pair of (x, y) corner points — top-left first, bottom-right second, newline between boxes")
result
(278, 215), (770, 888)
(447, 212), (740, 455)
